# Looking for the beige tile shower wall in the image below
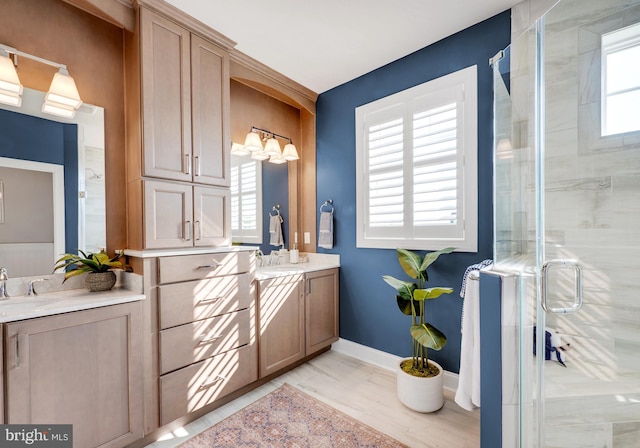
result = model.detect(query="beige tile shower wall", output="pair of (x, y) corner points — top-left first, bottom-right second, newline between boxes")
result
(542, 0), (640, 378)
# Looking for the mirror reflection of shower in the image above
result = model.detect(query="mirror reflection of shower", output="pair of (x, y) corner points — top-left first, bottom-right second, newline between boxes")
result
(85, 167), (103, 180)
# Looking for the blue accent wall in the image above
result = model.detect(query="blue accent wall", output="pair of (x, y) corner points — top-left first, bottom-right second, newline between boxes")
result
(0, 109), (78, 253)
(315, 10), (511, 372)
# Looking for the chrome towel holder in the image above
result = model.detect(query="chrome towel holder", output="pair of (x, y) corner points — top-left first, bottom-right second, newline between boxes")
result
(320, 199), (334, 214)
(270, 204), (281, 217)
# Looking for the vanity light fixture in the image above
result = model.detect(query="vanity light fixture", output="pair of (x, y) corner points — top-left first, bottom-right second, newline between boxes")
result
(0, 43), (82, 118)
(237, 126), (300, 163)
(0, 49), (23, 107)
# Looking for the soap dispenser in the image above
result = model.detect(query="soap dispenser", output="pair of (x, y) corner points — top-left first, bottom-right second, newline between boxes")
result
(290, 243), (299, 264)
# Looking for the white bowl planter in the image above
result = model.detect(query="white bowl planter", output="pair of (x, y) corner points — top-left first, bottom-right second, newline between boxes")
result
(396, 359), (444, 413)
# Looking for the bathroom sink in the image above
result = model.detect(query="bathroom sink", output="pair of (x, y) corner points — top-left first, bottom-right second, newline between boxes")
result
(0, 298), (53, 308)
(256, 266), (305, 278)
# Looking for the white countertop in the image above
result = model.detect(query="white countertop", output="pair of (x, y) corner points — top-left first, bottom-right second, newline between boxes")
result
(256, 253), (340, 279)
(0, 287), (145, 323)
(124, 245), (257, 258)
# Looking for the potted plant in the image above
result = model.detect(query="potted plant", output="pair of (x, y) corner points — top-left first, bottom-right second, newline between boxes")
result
(54, 250), (124, 292)
(382, 247), (455, 412)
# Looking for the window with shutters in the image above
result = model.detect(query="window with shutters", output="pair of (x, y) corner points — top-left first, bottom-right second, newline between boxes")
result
(355, 65), (478, 252)
(231, 155), (263, 243)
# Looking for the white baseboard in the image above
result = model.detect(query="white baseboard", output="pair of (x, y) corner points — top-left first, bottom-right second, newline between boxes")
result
(331, 338), (459, 393)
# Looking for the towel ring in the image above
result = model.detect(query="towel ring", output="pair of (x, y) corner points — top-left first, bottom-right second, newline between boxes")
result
(320, 199), (334, 215)
(270, 205), (281, 217)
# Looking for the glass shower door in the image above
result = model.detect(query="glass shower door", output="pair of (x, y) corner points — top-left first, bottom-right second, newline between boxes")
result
(539, 0), (640, 446)
(494, 0), (640, 446)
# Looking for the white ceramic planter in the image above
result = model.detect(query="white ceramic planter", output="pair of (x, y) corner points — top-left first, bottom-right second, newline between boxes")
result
(396, 358), (444, 413)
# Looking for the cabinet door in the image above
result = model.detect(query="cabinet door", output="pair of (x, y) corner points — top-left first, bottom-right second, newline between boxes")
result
(141, 9), (192, 182)
(5, 302), (143, 448)
(0, 324), (3, 424)
(193, 185), (230, 247)
(305, 268), (340, 355)
(144, 180), (194, 249)
(191, 35), (230, 187)
(258, 274), (305, 378)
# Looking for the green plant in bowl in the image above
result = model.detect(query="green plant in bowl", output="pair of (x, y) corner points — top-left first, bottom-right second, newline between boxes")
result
(54, 250), (124, 282)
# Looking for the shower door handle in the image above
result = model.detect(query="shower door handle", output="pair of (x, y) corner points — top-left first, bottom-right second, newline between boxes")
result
(541, 259), (583, 314)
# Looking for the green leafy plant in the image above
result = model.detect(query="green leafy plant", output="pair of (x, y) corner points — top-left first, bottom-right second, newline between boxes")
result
(383, 247), (455, 377)
(54, 250), (124, 282)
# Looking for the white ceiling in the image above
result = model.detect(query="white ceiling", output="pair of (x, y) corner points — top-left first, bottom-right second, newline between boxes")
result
(165, 0), (519, 94)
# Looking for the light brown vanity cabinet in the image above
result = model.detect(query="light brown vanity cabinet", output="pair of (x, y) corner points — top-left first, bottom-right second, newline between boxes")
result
(4, 302), (143, 448)
(258, 274), (306, 377)
(139, 8), (230, 187)
(305, 268), (340, 355)
(258, 268), (339, 378)
(0, 323), (3, 424)
(155, 251), (257, 426)
(143, 180), (230, 249)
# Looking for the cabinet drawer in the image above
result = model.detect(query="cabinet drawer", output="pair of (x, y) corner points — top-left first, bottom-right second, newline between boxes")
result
(159, 272), (254, 329)
(159, 343), (257, 426)
(158, 251), (251, 283)
(159, 309), (251, 374)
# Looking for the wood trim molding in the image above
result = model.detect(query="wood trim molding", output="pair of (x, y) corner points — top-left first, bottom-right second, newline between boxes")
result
(230, 51), (318, 114)
(62, 0), (135, 31)
(133, 0), (236, 51)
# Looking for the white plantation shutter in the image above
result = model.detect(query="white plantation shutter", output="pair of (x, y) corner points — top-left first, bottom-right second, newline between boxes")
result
(231, 156), (262, 243)
(356, 65), (477, 252)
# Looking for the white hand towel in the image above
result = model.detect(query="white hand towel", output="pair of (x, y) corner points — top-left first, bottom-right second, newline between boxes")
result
(318, 211), (333, 249)
(455, 271), (481, 411)
(269, 215), (284, 246)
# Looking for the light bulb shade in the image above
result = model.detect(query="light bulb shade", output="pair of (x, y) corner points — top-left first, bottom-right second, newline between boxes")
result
(243, 131), (263, 152)
(0, 89), (21, 107)
(45, 69), (82, 109)
(0, 53), (22, 96)
(231, 142), (250, 156)
(269, 154), (287, 164)
(264, 137), (282, 156)
(250, 149), (270, 161)
(282, 143), (299, 161)
(42, 101), (76, 118)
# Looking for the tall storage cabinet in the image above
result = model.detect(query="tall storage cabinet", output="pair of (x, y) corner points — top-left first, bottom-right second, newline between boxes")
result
(128, 6), (232, 250)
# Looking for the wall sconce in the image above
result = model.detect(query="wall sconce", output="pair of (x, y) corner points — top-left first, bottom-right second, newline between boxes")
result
(0, 43), (83, 118)
(232, 126), (299, 163)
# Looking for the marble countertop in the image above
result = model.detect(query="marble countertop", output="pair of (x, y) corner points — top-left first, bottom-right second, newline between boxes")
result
(0, 287), (145, 323)
(256, 253), (340, 279)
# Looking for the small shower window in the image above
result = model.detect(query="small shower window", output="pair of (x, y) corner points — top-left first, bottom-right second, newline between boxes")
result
(601, 22), (640, 136)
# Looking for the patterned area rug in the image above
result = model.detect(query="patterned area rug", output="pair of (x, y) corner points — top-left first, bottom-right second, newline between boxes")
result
(178, 383), (409, 448)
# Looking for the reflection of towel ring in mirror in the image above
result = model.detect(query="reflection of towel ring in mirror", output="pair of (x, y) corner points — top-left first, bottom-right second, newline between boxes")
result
(320, 199), (334, 215)
(270, 204), (281, 217)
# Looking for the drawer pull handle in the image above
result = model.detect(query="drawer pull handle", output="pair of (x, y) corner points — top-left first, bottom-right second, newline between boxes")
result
(199, 375), (225, 390)
(196, 261), (222, 270)
(198, 296), (223, 304)
(185, 154), (191, 176)
(198, 334), (223, 344)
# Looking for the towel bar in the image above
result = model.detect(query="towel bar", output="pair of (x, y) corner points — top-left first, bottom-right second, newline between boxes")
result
(320, 199), (334, 214)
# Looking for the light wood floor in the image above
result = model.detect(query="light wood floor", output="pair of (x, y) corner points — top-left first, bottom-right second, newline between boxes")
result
(145, 350), (480, 448)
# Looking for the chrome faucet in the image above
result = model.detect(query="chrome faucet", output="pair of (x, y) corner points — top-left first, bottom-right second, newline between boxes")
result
(0, 267), (10, 299)
(256, 249), (264, 268)
(27, 278), (48, 296)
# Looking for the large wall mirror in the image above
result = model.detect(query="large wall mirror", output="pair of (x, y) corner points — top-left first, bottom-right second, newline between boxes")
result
(0, 87), (105, 277)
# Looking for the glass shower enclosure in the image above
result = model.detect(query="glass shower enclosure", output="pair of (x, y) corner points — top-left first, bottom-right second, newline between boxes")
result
(492, 0), (640, 446)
